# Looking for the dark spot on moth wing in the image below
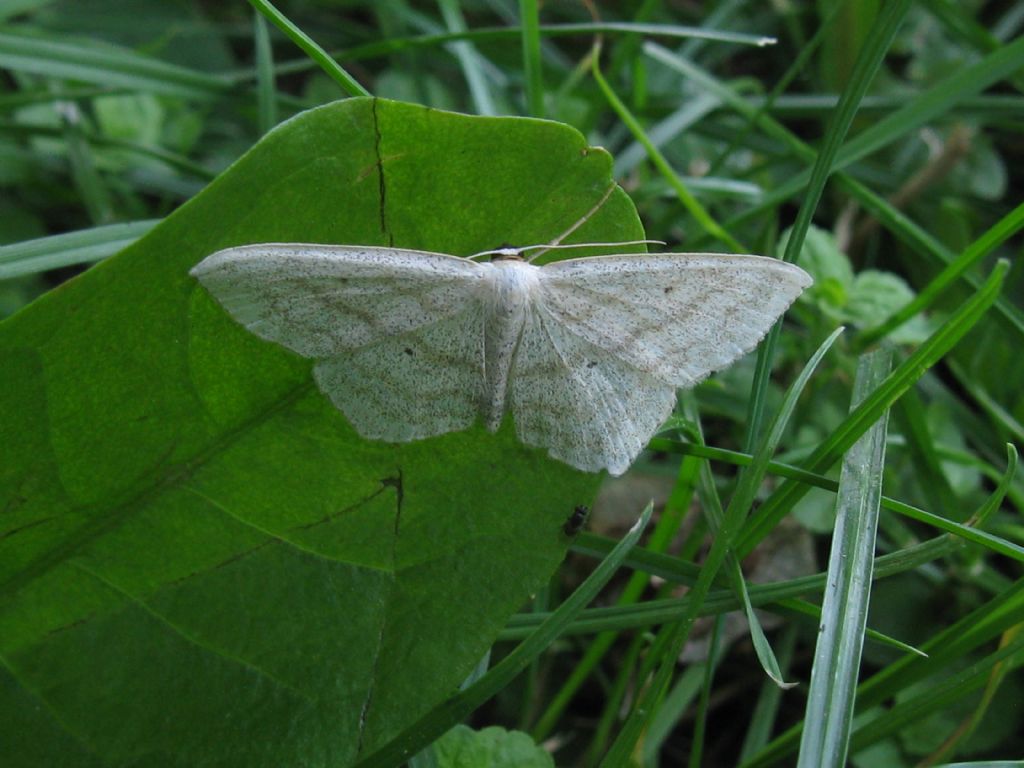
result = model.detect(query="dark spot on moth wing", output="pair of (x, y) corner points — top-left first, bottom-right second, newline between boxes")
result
(404, 347), (414, 356)
(563, 505), (590, 536)
(586, 360), (598, 369)
(664, 286), (674, 294)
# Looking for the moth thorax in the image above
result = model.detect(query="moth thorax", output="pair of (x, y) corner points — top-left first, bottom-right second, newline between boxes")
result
(491, 259), (541, 314)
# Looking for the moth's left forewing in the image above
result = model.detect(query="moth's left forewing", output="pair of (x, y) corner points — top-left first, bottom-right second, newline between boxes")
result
(190, 244), (488, 358)
(535, 253), (811, 386)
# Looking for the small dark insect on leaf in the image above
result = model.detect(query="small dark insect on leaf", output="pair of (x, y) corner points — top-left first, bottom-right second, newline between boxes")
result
(563, 505), (590, 536)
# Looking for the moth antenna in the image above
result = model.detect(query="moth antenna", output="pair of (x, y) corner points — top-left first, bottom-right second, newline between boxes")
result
(470, 240), (665, 262)
(525, 239), (664, 262)
(550, 183), (617, 244)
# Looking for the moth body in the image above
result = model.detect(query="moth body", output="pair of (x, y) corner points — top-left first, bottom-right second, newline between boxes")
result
(481, 257), (541, 431)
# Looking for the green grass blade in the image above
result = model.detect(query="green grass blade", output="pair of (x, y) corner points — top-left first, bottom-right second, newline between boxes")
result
(739, 260), (1009, 556)
(591, 43), (745, 252)
(642, 439), (1024, 563)
(797, 349), (891, 768)
(353, 505), (652, 767)
(744, 0), (912, 449)
(857, 201), (1024, 348)
(723, 328), (843, 686)
(248, 0), (370, 97)
(644, 38), (1024, 341)
(716, 34), (1024, 232)
(437, 0), (495, 115)
(253, 11), (278, 134)
(838, 175), (1024, 342)
(530, 457), (699, 741)
(518, 0), (543, 117)
(597, 333), (844, 763)
(743, 578), (1024, 767)
(0, 29), (230, 100)
(322, 21), (778, 66)
(0, 220), (159, 280)
(740, 626), (798, 761)
(503, 536), (953, 643)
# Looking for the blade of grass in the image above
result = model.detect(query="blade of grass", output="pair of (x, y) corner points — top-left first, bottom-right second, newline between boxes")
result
(324, 21), (778, 66)
(742, 0), (912, 449)
(856, 202), (1024, 348)
(502, 536), (952, 643)
(644, 38), (1024, 340)
(530, 454), (700, 741)
(58, 100), (113, 225)
(797, 349), (891, 768)
(248, 0), (370, 97)
(519, 0), (543, 117)
(706, 328), (843, 687)
(599, 331), (844, 762)
(743, 578), (1024, 767)
(776, 597), (924, 658)
(590, 42), (745, 253)
(0, 221), (159, 280)
(638, 439), (1024, 563)
(0, 119), (216, 181)
(253, 10), (278, 134)
(436, 0), (495, 115)
(738, 261), (1009, 556)
(699, 34), (1024, 234)
(352, 504), (652, 768)
(687, 616), (724, 768)
(740, 625), (798, 762)
(0, 29), (231, 100)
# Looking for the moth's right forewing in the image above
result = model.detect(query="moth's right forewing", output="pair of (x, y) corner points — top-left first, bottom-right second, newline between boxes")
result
(190, 244), (488, 358)
(537, 253), (811, 386)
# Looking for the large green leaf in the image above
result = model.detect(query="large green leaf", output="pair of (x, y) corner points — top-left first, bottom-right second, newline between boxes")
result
(0, 97), (643, 767)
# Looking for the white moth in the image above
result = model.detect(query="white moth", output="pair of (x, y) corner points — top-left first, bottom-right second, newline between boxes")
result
(191, 243), (810, 476)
